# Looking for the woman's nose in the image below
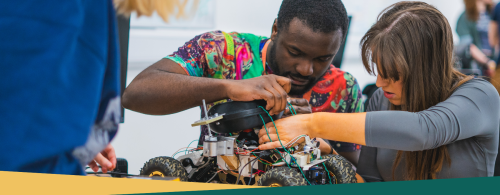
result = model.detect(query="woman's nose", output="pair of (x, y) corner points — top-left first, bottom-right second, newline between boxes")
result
(376, 74), (389, 88)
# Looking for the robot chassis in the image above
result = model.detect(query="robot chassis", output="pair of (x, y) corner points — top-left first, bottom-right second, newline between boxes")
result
(140, 100), (357, 186)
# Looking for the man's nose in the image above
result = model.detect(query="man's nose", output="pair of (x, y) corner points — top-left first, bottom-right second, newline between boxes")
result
(296, 59), (314, 76)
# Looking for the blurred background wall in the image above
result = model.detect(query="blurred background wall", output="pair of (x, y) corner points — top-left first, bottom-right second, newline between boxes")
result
(112, 0), (474, 174)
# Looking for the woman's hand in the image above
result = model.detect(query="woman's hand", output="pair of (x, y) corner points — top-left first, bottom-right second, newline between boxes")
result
(258, 114), (315, 150)
(258, 112), (367, 151)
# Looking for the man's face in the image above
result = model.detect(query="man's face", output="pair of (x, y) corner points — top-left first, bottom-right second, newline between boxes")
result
(268, 18), (343, 96)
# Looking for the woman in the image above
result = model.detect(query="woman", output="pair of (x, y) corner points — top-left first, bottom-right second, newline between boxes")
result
(258, 1), (499, 181)
(456, 0), (496, 77)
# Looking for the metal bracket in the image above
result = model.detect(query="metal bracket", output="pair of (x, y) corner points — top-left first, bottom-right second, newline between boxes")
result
(191, 114), (224, 127)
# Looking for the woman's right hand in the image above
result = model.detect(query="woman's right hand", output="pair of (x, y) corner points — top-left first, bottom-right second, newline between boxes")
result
(257, 114), (314, 150)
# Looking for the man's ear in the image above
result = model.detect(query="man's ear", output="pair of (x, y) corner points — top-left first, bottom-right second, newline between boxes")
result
(271, 19), (278, 41)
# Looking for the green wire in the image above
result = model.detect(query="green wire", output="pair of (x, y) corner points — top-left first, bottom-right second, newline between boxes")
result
(320, 156), (334, 184)
(172, 149), (193, 158)
(287, 101), (333, 184)
(258, 106), (311, 185)
(287, 102), (297, 115)
(185, 139), (199, 155)
(258, 114), (292, 169)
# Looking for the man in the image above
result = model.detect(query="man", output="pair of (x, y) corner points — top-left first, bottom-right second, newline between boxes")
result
(122, 0), (363, 165)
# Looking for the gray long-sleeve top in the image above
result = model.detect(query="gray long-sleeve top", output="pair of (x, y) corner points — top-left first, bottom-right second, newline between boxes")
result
(357, 79), (500, 181)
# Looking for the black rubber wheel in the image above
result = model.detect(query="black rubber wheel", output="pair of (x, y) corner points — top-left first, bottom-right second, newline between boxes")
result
(257, 167), (307, 187)
(322, 154), (357, 184)
(140, 156), (189, 181)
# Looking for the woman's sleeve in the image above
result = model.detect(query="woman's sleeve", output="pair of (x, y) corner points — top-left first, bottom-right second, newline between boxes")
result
(356, 90), (386, 182)
(365, 79), (500, 151)
(357, 146), (384, 182)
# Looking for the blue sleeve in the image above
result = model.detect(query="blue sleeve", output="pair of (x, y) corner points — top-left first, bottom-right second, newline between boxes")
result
(492, 3), (500, 21)
(0, 0), (120, 174)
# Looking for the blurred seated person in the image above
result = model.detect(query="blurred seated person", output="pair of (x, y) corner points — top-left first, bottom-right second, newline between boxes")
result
(456, 0), (496, 77)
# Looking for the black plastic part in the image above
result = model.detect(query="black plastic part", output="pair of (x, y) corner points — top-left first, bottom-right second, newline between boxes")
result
(305, 166), (330, 185)
(181, 158), (193, 168)
(236, 129), (259, 146)
(195, 161), (215, 181)
(111, 158), (128, 177)
(207, 100), (283, 134)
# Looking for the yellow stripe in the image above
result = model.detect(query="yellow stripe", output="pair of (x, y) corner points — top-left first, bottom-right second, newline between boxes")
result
(0, 171), (261, 195)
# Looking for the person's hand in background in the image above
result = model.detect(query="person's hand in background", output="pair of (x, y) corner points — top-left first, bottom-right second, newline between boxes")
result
(486, 60), (496, 78)
(88, 144), (116, 173)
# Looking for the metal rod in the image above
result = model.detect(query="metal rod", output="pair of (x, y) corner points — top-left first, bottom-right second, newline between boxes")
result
(202, 99), (213, 137)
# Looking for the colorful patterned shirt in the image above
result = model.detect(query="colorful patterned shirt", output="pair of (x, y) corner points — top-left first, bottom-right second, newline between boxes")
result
(165, 31), (363, 152)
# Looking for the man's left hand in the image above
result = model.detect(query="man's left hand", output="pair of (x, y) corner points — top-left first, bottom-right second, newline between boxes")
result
(284, 98), (312, 117)
(88, 144), (116, 173)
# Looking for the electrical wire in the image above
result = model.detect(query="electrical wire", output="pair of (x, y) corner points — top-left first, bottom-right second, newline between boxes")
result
(284, 135), (307, 148)
(172, 147), (197, 157)
(288, 101), (333, 184)
(320, 156), (334, 184)
(185, 140), (199, 154)
(247, 159), (259, 185)
(236, 158), (258, 185)
(258, 114), (292, 169)
(288, 101), (297, 115)
(206, 170), (220, 183)
(258, 106), (311, 185)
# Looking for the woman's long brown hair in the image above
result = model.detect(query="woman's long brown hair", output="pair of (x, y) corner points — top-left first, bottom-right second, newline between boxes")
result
(464, 0), (493, 21)
(360, 1), (472, 180)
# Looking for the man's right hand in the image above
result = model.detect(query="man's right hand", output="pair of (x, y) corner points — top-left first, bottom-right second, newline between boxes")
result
(224, 75), (291, 115)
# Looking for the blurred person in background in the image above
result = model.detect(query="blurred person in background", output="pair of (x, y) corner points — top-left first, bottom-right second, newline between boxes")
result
(487, 0), (500, 177)
(456, 0), (496, 77)
(0, 0), (175, 175)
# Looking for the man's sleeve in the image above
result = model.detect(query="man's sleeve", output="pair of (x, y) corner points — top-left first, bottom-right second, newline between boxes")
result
(329, 72), (363, 152)
(345, 72), (364, 113)
(164, 31), (228, 78)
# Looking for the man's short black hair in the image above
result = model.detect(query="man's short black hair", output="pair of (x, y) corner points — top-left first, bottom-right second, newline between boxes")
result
(277, 0), (348, 39)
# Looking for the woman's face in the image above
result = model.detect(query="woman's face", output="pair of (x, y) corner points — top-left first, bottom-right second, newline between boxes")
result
(375, 73), (404, 105)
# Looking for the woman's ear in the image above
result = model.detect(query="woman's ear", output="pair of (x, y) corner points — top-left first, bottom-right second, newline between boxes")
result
(271, 19), (278, 41)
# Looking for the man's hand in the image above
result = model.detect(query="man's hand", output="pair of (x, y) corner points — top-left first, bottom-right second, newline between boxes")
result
(225, 75), (291, 115)
(88, 144), (116, 173)
(284, 98), (312, 117)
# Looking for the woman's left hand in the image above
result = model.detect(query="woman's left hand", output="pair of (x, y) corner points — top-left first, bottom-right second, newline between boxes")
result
(258, 114), (314, 150)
